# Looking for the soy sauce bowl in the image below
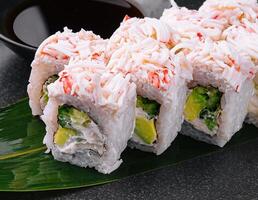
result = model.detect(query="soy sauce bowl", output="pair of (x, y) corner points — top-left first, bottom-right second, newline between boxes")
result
(0, 0), (148, 59)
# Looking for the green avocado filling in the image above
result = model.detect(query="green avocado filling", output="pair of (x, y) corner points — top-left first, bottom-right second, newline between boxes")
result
(136, 96), (160, 119)
(184, 86), (222, 131)
(54, 127), (77, 147)
(41, 75), (59, 104)
(135, 96), (160, 144)
(54, 105), (92, 146)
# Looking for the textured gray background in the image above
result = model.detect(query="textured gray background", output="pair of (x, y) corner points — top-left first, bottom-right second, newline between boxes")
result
(1, 0), (258, 199)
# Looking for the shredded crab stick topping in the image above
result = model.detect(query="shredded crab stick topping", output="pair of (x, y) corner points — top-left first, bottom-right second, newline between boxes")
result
(106, 17), (177, 57)
(107, 38), (192, 92)
(186, 39), (255, 92)
(33, 27), (108, 67)
(198, 0), (258, 27)
(222, 24), (258, 65)
(52, 60), (134, 110)
(161, 2), (226, 41)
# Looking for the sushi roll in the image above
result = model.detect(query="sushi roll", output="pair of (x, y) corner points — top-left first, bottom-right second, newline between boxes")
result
(107, 38), (192, 155)
(41, 59), (136, 174)
(178, 39), (255, 147)
(221, 15), (258, 127)
(28, 27), (107, 116)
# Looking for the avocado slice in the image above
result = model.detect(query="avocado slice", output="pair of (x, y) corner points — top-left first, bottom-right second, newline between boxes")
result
(184, 86), (222, 131)
(58, 105), (91, 129)
(54, 126), (77, 146)
(135, 117), (157, 144)
(184, 87), (208, 121)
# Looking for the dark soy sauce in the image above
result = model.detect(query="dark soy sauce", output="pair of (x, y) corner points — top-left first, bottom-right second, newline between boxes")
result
(7, 0), (143, 47)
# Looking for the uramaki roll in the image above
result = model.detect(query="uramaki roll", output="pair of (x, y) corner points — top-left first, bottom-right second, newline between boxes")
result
(222, 17), (258, 127)
(178, 39), (255, 147)
(41, 59), (136, 174)
(107, 38), (192, 155)
(28, 28), (107, 116)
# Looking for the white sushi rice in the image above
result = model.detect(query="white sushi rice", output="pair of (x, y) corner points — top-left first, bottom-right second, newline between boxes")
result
(247, 76), (258, 127)
(42, 60), (136, 174)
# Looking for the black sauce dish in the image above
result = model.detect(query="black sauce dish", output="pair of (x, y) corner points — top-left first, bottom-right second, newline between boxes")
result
(0, 0), (156, 60)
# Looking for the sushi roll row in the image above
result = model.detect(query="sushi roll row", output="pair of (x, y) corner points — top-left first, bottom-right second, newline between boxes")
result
(161, 0), (258, 146)
(28, 0), (258, 173)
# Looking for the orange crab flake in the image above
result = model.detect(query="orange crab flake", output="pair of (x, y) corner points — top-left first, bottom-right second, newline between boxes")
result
(226, 56), (235, 67)
(148, 71), (160, 89)
(151, 32), (157, 40)
(235, 65), (241, 72)
(60, 74), (73, 94)
(41, 51), (54, 58)
(163, 69), (170, 84)
(166, 40), (174, 49)
(62, 55), (69, 60)
(92, 52), (101, 60)
(238, 13), (245, 21)
(123, 15), (131, 21)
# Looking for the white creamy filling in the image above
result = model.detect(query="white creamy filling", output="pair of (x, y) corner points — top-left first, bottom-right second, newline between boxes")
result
(191, 118), (218, 137)
(57, 121), (106, 156)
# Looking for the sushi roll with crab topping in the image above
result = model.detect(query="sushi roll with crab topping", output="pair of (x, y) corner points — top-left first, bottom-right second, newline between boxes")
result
(28, 27), (107, 116)
(41, 59), (136, 174)
(107, 38), (192, 155)
(221, 12), (258, 127)
(178, 39), (255, 147)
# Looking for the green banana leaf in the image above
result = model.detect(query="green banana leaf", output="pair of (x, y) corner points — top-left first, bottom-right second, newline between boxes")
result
(0, 98), (257, 191)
